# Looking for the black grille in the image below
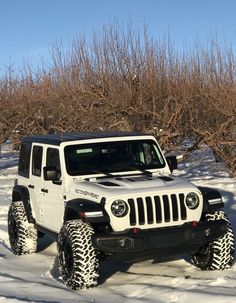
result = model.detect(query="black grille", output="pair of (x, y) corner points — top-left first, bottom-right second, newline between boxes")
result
(127, 194), (187, 226)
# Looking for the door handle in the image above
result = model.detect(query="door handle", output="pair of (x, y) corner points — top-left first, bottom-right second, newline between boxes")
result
(28, 184), (34, 189)
(41, 188), (48, 193)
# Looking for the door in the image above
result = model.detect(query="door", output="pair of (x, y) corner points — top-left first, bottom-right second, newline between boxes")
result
(40, 147), (65, 232)
(28, 144), (44, 224)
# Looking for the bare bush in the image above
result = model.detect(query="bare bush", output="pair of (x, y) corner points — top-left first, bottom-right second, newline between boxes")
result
(0, 24), (235, 173)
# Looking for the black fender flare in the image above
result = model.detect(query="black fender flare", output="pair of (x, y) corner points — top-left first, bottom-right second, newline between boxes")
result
(12, 185), (35, 223)
(198, 186), (224, 214)
(64, 198), (109, 223)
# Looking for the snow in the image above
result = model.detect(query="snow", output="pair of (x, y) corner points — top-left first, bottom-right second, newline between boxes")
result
(1, 143), (236, 302)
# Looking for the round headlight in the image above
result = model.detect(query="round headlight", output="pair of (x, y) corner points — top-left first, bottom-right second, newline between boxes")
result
(186, 192), (200, 209)
(111, 200), (128, 217)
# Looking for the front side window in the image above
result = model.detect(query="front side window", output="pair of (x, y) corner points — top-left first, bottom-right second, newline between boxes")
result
(64, 140), (165, 176)
(32, 145), (43, 176)
(46, 148), (61, 177)
(18, 143), (32, 178)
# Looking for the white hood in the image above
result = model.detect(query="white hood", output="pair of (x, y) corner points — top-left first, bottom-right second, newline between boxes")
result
(67, 174), (199, 202)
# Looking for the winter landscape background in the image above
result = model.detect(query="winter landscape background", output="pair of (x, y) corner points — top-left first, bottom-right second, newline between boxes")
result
(0, 1), (236, 302)
(1, 143), (236, 303)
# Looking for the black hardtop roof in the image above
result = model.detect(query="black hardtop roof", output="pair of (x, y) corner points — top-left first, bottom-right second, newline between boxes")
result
(22, 131), (151, 146)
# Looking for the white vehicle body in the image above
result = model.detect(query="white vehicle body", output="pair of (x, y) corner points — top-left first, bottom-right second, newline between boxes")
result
(16, 133), (203, 233)
(10, 131), (234, 290)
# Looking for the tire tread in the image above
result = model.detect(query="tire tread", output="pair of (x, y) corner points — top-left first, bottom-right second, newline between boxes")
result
(192, 211), (235, 270)
(58, 220), (99, 290)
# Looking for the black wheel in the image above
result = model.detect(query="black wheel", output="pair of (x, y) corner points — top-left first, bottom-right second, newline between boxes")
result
(192, 211), (235, 270)
(58, 220), (99, 290)
(8, 201), (38, 255)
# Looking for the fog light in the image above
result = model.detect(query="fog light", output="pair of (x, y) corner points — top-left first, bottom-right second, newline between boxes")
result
(118, 238), (131, 248)
(119, 239), (127, 247)
(204, 228), (211, 237)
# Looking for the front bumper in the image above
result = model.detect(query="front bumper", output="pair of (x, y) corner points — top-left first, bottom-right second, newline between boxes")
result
(92, 220), (227, 259)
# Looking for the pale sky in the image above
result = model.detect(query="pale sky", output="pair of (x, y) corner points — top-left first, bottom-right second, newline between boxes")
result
(0, 0), (235, 74)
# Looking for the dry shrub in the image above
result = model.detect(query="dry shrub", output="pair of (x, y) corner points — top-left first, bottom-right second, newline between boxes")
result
(0, 24), (235, 174)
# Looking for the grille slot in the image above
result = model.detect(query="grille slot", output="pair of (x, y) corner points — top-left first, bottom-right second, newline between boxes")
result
(128, 199), (136, 226)
(171, 194), (178, 221)
(163, 195), (171, 222)
(137, 197), (145, 225)
(154, 196), (162, 223)
(128, 194), (186, 226)
(179, 193), (187, 220)
(146, 196), (154, 224)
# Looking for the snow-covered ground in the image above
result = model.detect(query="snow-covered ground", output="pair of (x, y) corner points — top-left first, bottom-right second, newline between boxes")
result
(1, 143), (236, 303)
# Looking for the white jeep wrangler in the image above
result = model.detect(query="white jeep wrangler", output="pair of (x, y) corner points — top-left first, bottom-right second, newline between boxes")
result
(8, 132), (235, 289)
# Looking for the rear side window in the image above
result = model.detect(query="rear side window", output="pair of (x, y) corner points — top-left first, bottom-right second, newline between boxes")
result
(18, 143), (32, 178)
(32, 145), (43, 176)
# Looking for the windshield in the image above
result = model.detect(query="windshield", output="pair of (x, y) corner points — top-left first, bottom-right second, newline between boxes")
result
(64, 139), (166, 176)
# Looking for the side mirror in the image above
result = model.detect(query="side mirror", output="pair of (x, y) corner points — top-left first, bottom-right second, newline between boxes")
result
(43, 166), (61, 181)
(166, 156), (178, 173)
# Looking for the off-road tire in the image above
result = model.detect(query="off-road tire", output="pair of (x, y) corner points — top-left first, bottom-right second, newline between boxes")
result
(8, 201), (38, 255)
(192, 211), (235, 270)
(58, 220), (99, 290)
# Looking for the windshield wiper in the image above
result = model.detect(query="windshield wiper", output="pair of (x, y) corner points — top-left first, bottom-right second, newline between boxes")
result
(127, 166), (152, 176)
(85, 170), (116, 180)
(110, 164), (152, 176)
(85, 166), (152, 181)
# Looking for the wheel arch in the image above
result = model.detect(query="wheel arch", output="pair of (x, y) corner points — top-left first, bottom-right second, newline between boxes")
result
(198, 186), (224, 215)
(12, 185), (35, 223)
(64, 198), (109, 224)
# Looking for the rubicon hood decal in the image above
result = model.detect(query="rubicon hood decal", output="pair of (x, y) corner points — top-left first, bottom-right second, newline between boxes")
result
(75, 189), (100, 200)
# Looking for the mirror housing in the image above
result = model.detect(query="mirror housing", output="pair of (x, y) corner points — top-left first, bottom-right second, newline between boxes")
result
(166, 156), (178, 173)
(43, 166), (61, 181)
